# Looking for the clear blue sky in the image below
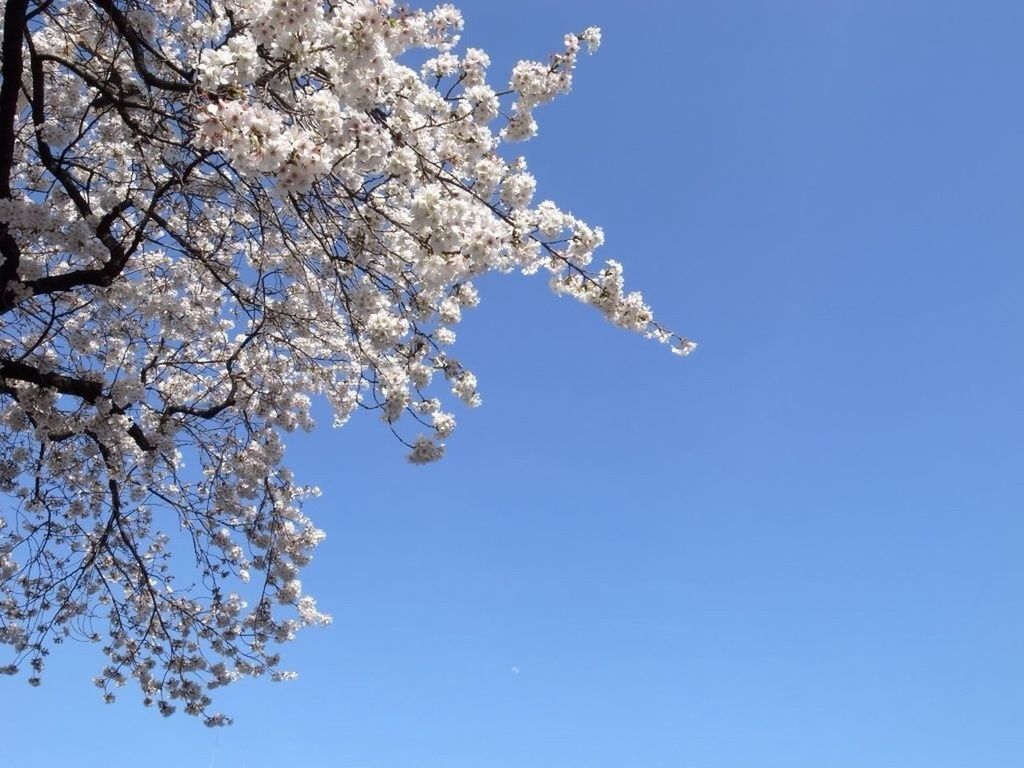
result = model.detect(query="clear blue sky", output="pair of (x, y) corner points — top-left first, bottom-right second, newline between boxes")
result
(4, 1), (1022, 766)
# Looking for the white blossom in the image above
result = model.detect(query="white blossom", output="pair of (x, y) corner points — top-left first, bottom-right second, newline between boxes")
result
(0, 0), (693, 725)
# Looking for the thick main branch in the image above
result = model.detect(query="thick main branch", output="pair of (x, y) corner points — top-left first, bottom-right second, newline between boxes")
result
(0, 0), (28, 290)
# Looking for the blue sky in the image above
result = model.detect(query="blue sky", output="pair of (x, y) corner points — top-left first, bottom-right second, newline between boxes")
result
(3, 1), (1023, 766)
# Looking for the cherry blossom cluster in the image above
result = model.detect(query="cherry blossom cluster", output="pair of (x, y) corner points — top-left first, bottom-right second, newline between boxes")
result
(0, 0), (693, 724)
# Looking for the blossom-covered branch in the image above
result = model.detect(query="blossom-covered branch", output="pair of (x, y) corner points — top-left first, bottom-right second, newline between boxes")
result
(0, 0), (693, 725)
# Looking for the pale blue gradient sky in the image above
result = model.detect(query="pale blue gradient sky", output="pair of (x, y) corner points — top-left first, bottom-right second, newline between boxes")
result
(3, 1), (1022, 766)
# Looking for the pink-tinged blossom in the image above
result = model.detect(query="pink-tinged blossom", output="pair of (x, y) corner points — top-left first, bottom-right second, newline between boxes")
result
(0, 0), (693, 725)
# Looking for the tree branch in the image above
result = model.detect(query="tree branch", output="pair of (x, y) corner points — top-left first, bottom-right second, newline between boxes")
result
(0, 0), (28, 293)
(0, 358), (103, 401)
(90, 0), (193, 93)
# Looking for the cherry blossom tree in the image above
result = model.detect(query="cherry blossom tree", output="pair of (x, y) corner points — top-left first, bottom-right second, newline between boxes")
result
(0, 0), (694, 725)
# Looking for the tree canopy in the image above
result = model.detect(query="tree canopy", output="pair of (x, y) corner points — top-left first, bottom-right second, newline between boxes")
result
(0, 0), (692, 725)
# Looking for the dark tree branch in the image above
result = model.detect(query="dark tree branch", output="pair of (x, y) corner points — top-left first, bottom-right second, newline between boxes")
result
(90, 0), (194, 93)
(0, 358), (103, 401)
(0, 0), (28, 293)
(0, 0), (26, 197)
(0, 358), (156, 452)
